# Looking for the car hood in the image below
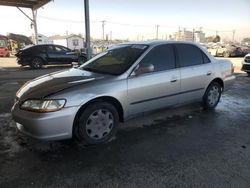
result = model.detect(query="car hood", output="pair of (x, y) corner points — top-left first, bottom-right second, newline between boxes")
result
(245, 53), (250, 58)
(16, 68), (109, 100)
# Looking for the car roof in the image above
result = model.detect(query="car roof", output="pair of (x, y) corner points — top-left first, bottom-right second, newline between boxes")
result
(122, 40), (201, 47)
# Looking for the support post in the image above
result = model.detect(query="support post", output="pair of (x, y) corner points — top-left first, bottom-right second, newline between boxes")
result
(16, 7), (38, 44)
(32, 9), (38, 44)
(84, 0), (92, 59)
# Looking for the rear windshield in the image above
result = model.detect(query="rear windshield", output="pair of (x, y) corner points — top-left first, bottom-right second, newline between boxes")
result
(80, 44), (148, 75)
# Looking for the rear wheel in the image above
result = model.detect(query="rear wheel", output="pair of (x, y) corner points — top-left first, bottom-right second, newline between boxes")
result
(203, 82), (222, 109)
(30, 57), (44, 69)
(74, 102), (119, 145)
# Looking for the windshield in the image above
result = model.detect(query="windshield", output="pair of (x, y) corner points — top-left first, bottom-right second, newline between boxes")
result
(80, 44), (148, 75)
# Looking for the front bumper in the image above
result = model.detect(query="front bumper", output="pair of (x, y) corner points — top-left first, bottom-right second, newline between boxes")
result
(241, 62), (250, 73)
(12, 103), (79, 141)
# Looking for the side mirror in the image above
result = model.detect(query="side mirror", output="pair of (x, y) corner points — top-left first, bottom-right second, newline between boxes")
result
(135, 64), (154, 75)
(72, 62), (79, 68)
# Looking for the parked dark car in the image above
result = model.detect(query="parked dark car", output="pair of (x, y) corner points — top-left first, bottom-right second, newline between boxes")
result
(15, 44), (87, 69)
(215, 45), (243, 57)
(240, 46), (250, 56)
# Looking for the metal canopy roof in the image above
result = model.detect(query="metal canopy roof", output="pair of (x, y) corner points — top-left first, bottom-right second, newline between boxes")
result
(0, 0), (51, 10)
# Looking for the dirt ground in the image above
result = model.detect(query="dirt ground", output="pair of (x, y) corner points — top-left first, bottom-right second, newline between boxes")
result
(0, 57), (250, 187)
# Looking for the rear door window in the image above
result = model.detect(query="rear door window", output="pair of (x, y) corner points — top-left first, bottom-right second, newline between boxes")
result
(175, 44), (203, 67)
(139, 44), (175, 72)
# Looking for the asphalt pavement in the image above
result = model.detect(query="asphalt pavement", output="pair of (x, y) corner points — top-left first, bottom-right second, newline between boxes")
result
(0, 60), (250, 187)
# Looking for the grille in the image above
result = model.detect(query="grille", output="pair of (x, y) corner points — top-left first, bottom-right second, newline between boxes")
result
(242, 64), (250, 71)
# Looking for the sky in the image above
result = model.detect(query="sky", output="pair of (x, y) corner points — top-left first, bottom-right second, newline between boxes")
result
(0, 0), (249, 41)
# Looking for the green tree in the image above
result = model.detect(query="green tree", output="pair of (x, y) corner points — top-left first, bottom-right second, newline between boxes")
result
(242, 38), (250, 44)
(213, 35), (221, 43)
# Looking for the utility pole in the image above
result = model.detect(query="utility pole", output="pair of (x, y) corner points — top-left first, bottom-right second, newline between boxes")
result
(110, 31), (112, 41)
(199, 27), (203, 43)
(192, 28), (195, 42)
(178, 26), (181, 40)
(101, 20), (106, 40)
(156, 25), (159, 40)
(84, 0), (92, 59)
(216, 30), (218, 36)
(232, 30), (236, 43)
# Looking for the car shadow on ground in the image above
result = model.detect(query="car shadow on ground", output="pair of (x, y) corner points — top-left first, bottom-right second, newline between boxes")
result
(0, 103), (203, 157)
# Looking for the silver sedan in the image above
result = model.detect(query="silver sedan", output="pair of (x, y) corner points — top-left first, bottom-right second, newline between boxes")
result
(12, 41), (235, 145)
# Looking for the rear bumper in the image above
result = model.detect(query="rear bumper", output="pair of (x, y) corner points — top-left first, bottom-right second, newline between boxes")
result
(17, 57), (30, 66)
(223, 75), (235, 91)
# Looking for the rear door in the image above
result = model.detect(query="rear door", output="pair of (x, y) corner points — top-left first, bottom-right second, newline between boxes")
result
(127, 44), (181, 115)
(47, 45), (76, 64)
(175, 43), (214, 104)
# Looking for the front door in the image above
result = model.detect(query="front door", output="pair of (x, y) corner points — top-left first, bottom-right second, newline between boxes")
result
(127, 44), (181, 116)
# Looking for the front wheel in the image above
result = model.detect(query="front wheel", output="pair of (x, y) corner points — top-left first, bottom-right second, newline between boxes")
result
(74, 102), (119, 145)
(203, 82), (222, 109)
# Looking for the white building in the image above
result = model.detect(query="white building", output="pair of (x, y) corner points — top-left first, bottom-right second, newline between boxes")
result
(174, 29), (193, 41)
(194, 31), (206, 43)
(49, 35), (84, 50)
(31, 34), (53, 44)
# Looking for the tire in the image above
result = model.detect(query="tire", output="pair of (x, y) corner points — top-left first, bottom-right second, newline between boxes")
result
(223, 51), (230, 58)
(203, 82), (222, 109)
(74, 102), (119, 145)
(30, 57), (44, 69)
(247, 73), (250, 77)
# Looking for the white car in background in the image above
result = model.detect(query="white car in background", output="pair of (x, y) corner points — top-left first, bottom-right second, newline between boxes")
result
(241, 53), (250, 76)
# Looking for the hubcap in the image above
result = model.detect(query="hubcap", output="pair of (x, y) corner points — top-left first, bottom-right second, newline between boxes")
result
(33, 59), (41, 68)
(207, 86), (220, 106)
(85, 109), (114, 140)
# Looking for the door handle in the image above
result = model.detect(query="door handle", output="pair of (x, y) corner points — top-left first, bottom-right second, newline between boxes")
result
(206, 71), (212, 76)
(170, 78), (178, 83)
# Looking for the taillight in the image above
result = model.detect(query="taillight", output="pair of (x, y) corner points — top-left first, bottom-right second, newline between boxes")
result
(4, 48), (8, 51)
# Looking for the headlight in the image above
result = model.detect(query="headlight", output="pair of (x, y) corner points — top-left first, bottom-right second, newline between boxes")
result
(20, 99), (66, 112)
